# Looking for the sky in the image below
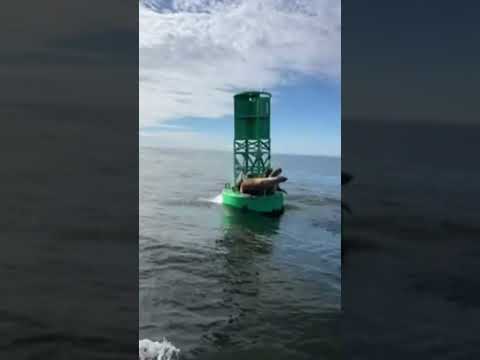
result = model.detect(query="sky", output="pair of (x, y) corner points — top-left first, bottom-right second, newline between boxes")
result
(139, 0), (341, 156)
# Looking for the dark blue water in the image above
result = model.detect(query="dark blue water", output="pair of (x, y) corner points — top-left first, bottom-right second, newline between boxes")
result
(342, 122), (480, 359)
(140, 147), (341, 359)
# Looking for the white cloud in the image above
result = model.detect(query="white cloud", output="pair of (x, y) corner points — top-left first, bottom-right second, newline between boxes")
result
(140, 129), (230, 150)
(140, 0), (340, 127)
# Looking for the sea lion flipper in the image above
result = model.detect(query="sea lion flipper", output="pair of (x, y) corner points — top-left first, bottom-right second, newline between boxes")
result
(270, 168), (282, 177)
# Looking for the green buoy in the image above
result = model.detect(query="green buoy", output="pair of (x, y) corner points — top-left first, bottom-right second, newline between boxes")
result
(222, 91), (285, 215)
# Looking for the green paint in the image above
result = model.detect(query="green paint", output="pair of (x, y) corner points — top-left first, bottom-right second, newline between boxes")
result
(222, 91), (285, 215)
(233, 91), (272, 183)
(222, 187), (284, 214)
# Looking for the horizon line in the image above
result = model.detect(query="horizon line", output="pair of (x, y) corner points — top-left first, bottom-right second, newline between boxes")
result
(139, 144), (341, 159)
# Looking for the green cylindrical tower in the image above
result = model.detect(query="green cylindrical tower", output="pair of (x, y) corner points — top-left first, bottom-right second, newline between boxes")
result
(222, 91), (284, 215)
(233, 91), (271, 184)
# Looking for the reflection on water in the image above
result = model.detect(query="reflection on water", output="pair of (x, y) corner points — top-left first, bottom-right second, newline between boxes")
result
(222, 206), (280, 236)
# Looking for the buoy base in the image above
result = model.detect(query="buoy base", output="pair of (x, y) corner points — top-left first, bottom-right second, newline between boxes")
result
(222, 188), (284, 215)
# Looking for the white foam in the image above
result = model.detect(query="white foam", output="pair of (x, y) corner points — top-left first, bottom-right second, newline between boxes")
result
(199, 193), (223, 204)
(139, 338), (180, 360)
(209, 193), (223, 204)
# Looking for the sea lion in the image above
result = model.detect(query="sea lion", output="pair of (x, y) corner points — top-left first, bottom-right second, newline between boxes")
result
(269, 168), (284, 194)
(264, 168), (273, 177)
(240, 176), (288, 196)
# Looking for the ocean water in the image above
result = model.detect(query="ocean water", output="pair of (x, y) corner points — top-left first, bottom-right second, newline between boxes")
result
(140, 147), (341, 359)
(2, 115), (138, 359)
(342, 122), (480, 359)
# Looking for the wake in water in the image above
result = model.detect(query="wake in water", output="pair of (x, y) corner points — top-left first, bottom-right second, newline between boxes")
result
(139, 338), (180, 360)
(199, 193), (223, 205)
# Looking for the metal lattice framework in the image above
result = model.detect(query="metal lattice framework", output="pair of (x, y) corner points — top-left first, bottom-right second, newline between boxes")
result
(234, 138), (271, 184)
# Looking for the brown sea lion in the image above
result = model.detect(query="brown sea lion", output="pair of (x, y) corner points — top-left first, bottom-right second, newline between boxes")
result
(269, 168), (283, 193)
(240, 176), (287, 196)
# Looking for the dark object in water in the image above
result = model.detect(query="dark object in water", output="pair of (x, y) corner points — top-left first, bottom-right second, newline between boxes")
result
(341, 202), (352, 214)
(341, 171), (353, 215)
(341, 171), (353, 258)
(342, 172), (353, 186)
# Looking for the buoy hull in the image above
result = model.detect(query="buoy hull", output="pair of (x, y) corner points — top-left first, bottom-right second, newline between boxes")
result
(222, 188), (284, 215)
